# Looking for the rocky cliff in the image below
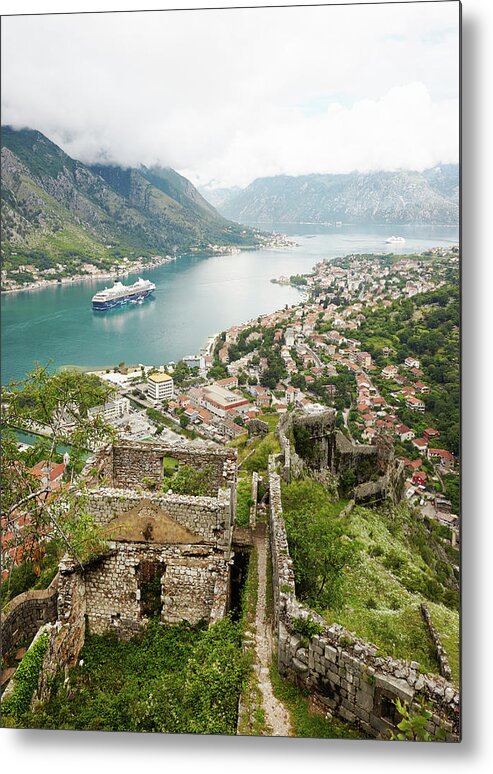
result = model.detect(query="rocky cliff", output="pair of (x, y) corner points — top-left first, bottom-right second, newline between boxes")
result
(213, 167), (459, 225)
(1, 126), (260, 273)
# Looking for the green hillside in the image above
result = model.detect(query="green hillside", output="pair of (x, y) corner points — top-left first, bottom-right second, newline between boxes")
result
(1, 126), (262, 281)
(281, 477), (459, 684)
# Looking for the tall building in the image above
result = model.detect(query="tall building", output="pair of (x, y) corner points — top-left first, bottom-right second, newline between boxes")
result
(87, 396), (130, 420)
(147, 372), (174, 402)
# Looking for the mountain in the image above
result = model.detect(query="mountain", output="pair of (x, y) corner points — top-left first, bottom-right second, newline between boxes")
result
(198, 184), (243, 211)
(0, 126), (260, 277)
(212, 167), (459, 225)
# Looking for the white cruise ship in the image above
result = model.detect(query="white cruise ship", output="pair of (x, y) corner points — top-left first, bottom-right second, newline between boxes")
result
(92, 277), (156, 310)
(385, 236), (406, 244)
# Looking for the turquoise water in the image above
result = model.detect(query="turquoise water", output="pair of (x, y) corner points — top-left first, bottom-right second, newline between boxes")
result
(1, 224), (458, 384)
(11, 428), (86, 458)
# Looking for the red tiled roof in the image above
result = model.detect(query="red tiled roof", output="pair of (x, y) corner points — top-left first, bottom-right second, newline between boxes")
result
(30, 461), (66, 482)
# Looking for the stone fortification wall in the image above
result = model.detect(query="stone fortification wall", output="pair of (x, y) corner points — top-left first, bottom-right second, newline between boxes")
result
(82, 488), (232, 548)
(332, 430), (376, 481)
(92, 442), (237, 495)
(247, 419), (269, 437)
(1, 574), (59, 657)
(421, 603), (453, 682)
(279, 411), (405, 506)
(81, 543), (228, 634)
(37, 558), (91, 702)
(268, 459), (459, 741)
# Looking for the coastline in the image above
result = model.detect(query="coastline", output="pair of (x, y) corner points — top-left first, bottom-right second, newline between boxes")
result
(0, 254), (176, 295)
(1, 234), (296, 295)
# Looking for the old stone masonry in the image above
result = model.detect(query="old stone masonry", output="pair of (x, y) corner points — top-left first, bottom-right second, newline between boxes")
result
(2, 441), (240, 699)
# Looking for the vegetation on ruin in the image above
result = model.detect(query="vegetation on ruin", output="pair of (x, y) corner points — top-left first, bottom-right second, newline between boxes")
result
(17, 617), (247, 733)
(236, 474), (254, 528)
(281, 477), (459, 682)
(388, 698), (434, 742)
(159, 463), (217, 496)
(1, 631), (49, 725)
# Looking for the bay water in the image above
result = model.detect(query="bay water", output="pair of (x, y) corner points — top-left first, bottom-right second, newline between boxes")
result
(1, 224), (458, 384)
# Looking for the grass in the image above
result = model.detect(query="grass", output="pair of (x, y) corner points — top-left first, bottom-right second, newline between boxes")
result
(241, 433), (281, 473)
(327, 601), (438, 673)
(280, 478), (459, 677)
(19, 618), (246, 733)
(236, 474), (253, 528)
(269, 664), (366, 739)
(162, 455), (179, 472)
(427, 602), (460, 686)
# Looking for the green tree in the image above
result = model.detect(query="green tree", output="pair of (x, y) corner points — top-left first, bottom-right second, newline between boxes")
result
(1, 365), (116, 592)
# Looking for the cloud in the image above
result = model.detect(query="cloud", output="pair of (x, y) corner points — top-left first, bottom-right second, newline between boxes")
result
(1, 3), (459, 188)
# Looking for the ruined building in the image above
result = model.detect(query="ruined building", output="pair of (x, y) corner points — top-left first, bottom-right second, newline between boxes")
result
(278, 409), (405, 505)
(2, 441), (241, 690)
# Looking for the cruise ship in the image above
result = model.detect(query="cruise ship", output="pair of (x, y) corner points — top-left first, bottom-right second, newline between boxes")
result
(91, 277), (156, 310)
(385, 235), (406, 244)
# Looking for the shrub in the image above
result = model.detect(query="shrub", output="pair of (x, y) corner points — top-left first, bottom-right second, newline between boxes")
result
(291, 616), (324, 641)
(22, 619), (246, 734)
(161, 464), (215, 496)
(2, 632), (49, 723)
(383, 549), (406, 572)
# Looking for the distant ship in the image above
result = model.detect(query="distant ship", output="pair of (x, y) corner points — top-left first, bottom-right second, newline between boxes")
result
(92, 277), (156, 310)
(385, 235), (406, 244)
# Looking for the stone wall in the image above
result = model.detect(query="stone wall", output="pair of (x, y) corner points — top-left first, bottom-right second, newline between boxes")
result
(60, 485), (235, 637)
(247, 419), (269, 437)
(421, 603), (453, 682)
(82, 543), (228, 634)
(1, 574), (59, 656)
(37, 558), (88, 702)
(279, 411), (405, 506)
(268, 458), (460, 741)
(82, 488), (233, 548)
(91, 441), (237, 495)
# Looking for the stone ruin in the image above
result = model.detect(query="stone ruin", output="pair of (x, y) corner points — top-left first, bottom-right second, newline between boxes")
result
(66, 442), (238, 633)
(1, 441), (241, 702)
(277, 410), (405, 506)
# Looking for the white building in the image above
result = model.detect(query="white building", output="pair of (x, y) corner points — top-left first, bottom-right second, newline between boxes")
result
(88, 397), (130, 421)
(147, 372), (174, 402)
(183, 354), (205, 371)
(285, 327), (295, 347)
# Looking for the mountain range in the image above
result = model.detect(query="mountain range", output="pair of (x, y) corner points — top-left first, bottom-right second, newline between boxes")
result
(202, 166), (459, 225)
(0, 126), (260, 275)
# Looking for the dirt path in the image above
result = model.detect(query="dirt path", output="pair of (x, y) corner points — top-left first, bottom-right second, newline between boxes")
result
(253, 529), (292, 737)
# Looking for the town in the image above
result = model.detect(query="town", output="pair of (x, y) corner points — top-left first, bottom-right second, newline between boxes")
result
(39, 245), (458, 543)
(1, 246), (460, 740)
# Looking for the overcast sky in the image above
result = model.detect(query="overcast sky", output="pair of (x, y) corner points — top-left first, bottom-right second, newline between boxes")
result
(1, 2), (459, 188)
